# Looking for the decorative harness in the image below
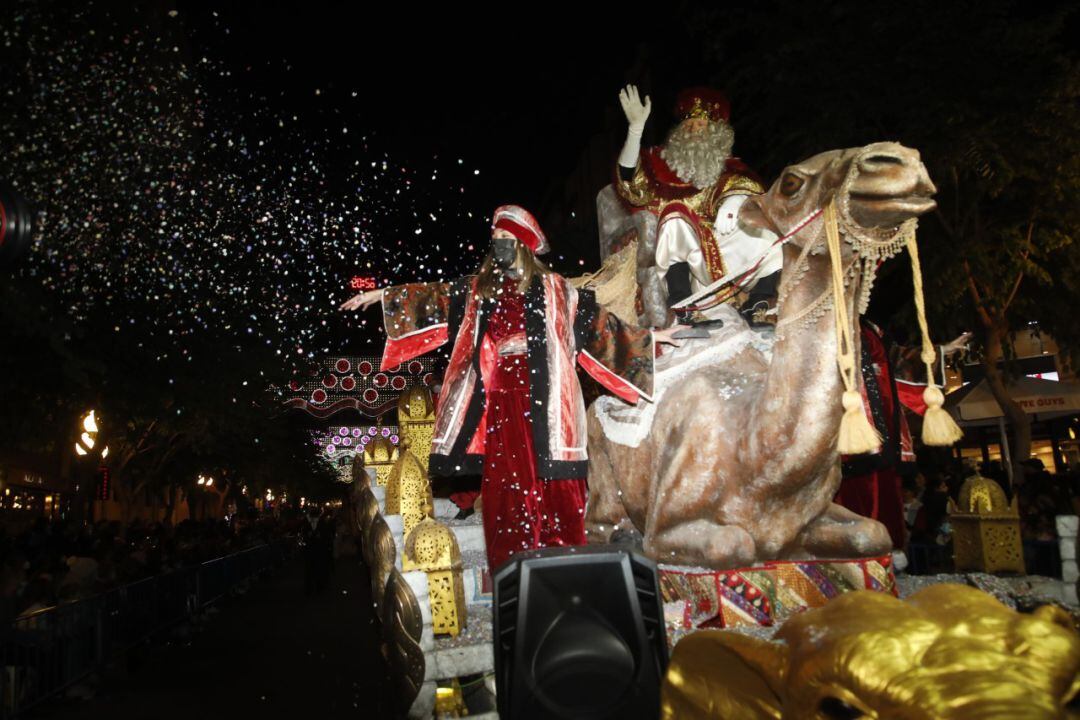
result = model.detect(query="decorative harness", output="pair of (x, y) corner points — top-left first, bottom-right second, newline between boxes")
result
(683, 146), (959, 452)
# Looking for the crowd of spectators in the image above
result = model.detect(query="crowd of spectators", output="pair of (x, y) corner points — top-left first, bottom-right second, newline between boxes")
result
(901, 457), (1079, 576)
(0, 511), (297, 623)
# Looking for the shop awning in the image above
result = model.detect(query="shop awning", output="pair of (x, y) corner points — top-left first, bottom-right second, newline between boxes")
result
(946, 376), (1080, 426)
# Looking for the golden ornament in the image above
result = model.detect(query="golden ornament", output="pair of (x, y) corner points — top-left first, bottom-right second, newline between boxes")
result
(948, 473), (1026, 575)
(405, 517), (467, 637)
(661, 584), (1080, 719)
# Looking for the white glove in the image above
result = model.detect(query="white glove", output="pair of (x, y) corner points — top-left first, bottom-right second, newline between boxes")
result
(617, 84), (651, 169)
(619, 84), (651, 133)
(715, 195), (748, 236)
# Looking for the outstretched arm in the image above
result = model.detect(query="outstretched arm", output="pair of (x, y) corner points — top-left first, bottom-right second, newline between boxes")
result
(342, 282), (454, 367)
(339, 289), (382, 312)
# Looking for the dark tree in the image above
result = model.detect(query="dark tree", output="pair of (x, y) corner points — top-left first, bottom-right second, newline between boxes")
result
(692, 0), (1080, 478)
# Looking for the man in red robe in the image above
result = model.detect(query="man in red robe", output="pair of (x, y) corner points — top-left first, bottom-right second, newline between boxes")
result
(342, 206), (681, 570)
(613, 85), (780, 317)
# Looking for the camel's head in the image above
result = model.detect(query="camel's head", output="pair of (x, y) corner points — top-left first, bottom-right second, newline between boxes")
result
(661, 584), (1080, 719)
(740, 142), (937, 243)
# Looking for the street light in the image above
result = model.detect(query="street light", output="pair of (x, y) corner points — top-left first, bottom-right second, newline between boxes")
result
(75, 410), (108, 459)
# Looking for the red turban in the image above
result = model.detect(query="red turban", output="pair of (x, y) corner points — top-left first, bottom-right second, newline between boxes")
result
(491, 205), (549, 255)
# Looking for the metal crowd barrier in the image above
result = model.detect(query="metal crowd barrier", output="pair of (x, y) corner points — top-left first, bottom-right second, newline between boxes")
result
(0, 543), (283, 717)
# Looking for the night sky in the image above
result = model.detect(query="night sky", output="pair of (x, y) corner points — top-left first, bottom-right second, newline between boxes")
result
(196, 4), (674, 208)
(2, 2), (710, 368)
(4, 1), (1074, 371)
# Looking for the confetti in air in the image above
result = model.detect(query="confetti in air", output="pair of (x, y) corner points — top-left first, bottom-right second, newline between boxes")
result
(0, 3), (487, 380)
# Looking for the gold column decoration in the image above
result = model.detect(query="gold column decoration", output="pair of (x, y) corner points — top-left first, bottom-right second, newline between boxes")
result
(382, 567), (426, 714)
(367, 514), (397, 616)
(385, 385), (437, 539)
(948, 473), (1026, 574)
(405, 517), (467, 636)
(398, 384), (436, 475)
(362, 434), (399, 487)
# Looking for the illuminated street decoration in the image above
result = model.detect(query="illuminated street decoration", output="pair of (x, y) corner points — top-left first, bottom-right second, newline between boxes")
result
(283, 355), (436, 419)
(314, 424), (400, 482)
(75, 410), (108, 459)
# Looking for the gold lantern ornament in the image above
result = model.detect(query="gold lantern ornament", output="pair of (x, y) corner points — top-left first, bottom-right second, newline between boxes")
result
(948, 473), (1026, 575)
(385, 441), (435, 541)
(398, 384), (436, 474)
(405, 518), (467, 637)
(362, 432), (399, 487)
(435, 680), (468, 717)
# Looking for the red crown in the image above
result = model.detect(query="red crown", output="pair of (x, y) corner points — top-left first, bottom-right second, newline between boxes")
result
(675, 87), (730, 123)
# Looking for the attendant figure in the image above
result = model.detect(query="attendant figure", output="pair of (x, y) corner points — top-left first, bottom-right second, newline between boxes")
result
(342, 205), (681, 570)
(837, 323), (970, 554)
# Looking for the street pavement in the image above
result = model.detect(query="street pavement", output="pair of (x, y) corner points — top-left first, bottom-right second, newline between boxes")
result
(35, 550), (393, 719)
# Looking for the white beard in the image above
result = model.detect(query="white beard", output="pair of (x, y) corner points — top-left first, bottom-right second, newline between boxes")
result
(660, 121), (735, 189)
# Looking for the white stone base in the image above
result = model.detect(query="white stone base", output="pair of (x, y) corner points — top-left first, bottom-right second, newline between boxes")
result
(433, 498), (459, 519)
(1061, 538), (1077, 562)
(1029, 579), (1069, 605)
(450, 522), (486, 556)
(425, 640), (496, 681)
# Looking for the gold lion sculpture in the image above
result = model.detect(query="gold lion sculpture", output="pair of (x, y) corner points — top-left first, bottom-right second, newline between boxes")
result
(662, 584), (1080, 719)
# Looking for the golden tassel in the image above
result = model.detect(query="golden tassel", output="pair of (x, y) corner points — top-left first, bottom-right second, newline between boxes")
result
(841, 389), (884, 454)
(905, 232), (964, 446)
(825, 201), (882, 455)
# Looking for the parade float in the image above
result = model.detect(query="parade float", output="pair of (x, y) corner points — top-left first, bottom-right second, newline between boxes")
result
(345, 139), (1080, 718)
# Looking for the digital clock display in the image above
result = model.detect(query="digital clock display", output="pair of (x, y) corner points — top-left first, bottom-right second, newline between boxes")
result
(349, 276), (377, 290)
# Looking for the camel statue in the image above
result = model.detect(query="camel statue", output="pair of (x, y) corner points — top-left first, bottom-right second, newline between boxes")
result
(585, 142), (938, 568)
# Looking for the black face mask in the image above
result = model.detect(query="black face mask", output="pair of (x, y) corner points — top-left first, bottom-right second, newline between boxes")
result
(492, 237), (518, 269)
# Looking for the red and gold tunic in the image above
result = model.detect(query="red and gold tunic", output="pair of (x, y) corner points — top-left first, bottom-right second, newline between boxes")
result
(615, 147), (764, 281)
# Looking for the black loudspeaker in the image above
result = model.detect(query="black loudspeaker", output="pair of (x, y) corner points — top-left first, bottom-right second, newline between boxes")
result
(0, 180), (34, 267)
(493, 545), (668, 720)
